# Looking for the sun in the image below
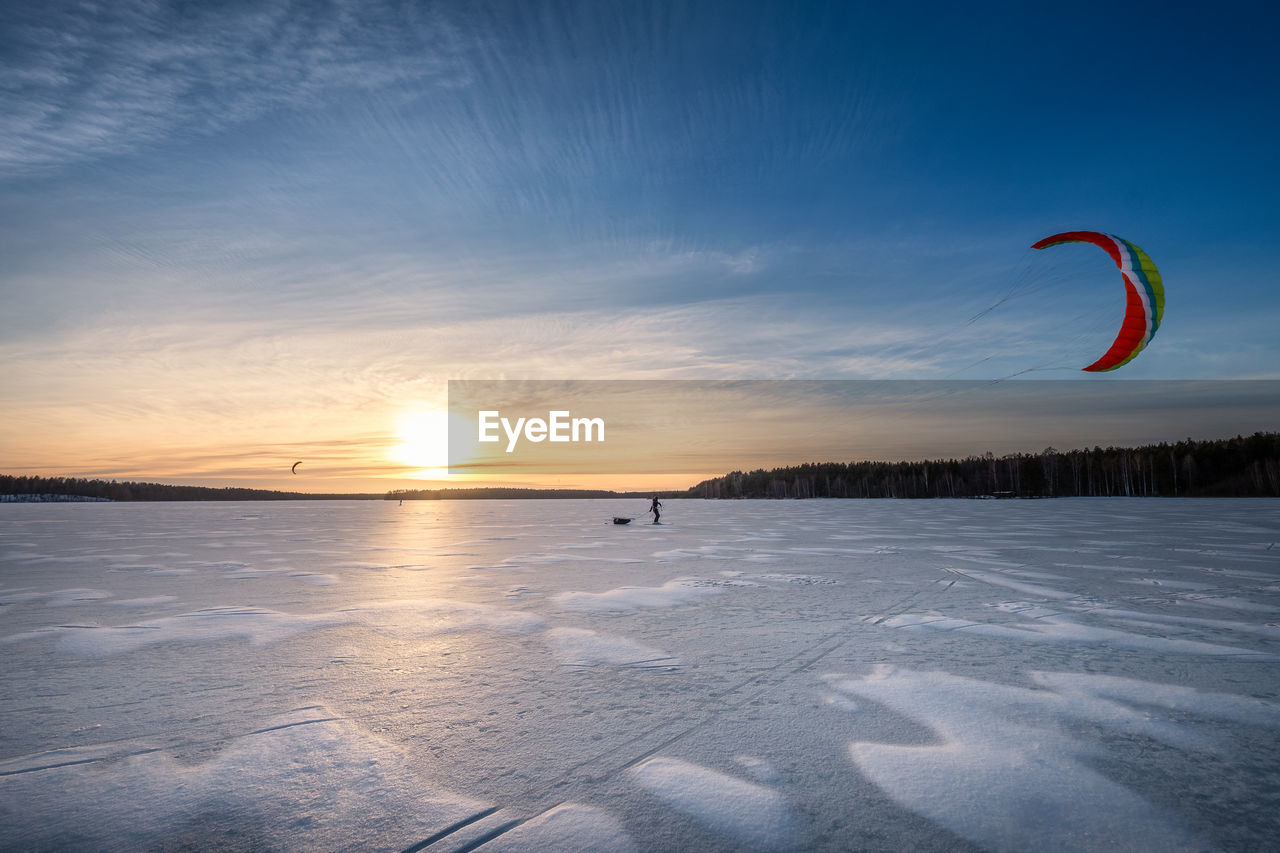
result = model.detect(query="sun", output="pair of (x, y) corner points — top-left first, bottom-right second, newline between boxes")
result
(389, 408), (482, 475)
(391, 409), (451, 471)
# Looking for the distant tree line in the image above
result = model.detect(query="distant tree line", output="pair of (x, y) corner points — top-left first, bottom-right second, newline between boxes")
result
(0, 476), (382, 502)
(685, 433), (1280, 499)
(387, 487), (650, 500)
(0, 476), (655, 502)
(6, 433), (1277, 501)
(0, 493), (111, 503)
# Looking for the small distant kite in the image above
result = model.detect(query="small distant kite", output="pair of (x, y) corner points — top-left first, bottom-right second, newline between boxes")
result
(291, 461), (302, 474)
(1031, 231), (1164, 372)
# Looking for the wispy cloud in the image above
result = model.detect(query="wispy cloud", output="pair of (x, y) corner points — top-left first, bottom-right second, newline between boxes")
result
(0, 0), (467, 176)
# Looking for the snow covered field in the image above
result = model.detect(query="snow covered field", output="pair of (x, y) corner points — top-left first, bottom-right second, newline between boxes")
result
(2, 498), (1278, 851)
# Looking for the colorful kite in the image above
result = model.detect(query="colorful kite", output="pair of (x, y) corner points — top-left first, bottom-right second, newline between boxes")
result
(1032, 231), (1164, 372)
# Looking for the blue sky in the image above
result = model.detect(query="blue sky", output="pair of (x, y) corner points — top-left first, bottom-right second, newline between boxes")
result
(2, 0), (1277, 488)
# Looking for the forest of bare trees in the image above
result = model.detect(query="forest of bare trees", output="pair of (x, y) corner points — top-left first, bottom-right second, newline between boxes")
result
(686, 433), (1280, 499)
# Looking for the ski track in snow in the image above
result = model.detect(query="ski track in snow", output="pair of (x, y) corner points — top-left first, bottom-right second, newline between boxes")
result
(472, 804), (638, 852)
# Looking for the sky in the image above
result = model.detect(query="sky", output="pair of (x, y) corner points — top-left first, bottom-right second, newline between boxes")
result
(2, 0), (1278, 492)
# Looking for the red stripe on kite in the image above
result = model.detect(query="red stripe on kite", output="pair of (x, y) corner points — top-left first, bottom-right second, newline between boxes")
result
(1031, 231), (1123, 268)
(1083, 275), (1146, 372)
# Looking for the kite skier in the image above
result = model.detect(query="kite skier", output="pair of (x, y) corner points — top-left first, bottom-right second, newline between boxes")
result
(649, 496), (662, 524)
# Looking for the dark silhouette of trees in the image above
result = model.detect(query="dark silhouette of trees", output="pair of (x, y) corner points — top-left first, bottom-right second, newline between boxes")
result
(386, 488), (654, 500)
(0, 476), (381, 502)
(685, 433), (1280, 499)
(0, 477), (659, 502)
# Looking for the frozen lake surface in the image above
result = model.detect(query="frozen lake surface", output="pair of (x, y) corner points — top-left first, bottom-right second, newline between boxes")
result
(2, 498), (1279, 851)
